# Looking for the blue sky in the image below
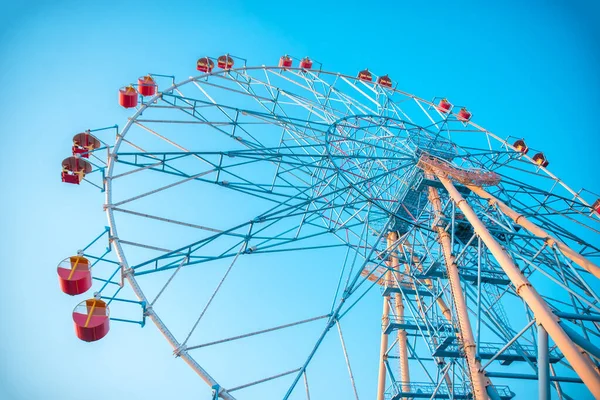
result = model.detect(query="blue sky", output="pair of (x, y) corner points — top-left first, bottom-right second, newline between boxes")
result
(1, 1), (599, 399)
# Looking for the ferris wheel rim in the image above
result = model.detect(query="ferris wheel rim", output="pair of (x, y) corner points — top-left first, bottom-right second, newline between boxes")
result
(110, 65), (592, 210)
(102, 64), (597, 397)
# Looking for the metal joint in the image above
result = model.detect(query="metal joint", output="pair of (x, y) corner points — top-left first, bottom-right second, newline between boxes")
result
(173, 344), (187, 358)
(143, 305), (153, 316)
(515, 282), (532, 296)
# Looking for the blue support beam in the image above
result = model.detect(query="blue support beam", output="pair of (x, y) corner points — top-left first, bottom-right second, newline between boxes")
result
(485, 371), (583, 384)
(416, 269), (510, 286)
(382, 286), (434, 297)
(433, 336), (562, 365)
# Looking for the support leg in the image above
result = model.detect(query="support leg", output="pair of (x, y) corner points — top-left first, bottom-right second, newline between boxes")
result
(427, 185), (490, 400)
(389, 232), (410, 397)
(538, 324), (550, 400)
(377, 260), (391, 400)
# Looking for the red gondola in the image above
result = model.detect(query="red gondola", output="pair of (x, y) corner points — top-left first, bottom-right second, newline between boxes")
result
(437, 98), (452, 113)
(197, 57), (215, 73)
(57, 256), (92, 295)
(300, 57), (313, 70)
(593, 199), (600, 215)
(457, 108), (472, 122)
(279, 55), (293, 68)
(72, 132), (101, 158)
(137, 75), (157, 97)
(119, 86), (138, 108)
(532, 152), (549, 168)
(217, 54), (234, 70)
(72, 299), (110, 342)
(61, 156), (93, 185)
(358, 69), (372, 82)
(377, 75), (392, 88)
(513, 139), (529, 154)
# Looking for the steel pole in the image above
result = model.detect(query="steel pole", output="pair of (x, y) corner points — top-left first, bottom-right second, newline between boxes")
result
(437, 175), (600, 397)
(389, 232), (410, 397)
(377, 251), (392, 400)
(427, 185), (490, 400)
(538, 324), (550, 400)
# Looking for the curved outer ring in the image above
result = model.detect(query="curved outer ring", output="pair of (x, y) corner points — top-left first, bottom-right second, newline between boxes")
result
(103, 66), (595, 398)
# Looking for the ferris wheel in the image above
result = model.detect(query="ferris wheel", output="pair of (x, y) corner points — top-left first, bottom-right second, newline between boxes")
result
(57, 53), (600, 399)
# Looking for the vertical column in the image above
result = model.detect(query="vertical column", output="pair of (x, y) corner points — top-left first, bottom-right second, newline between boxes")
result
(376, 237), (392, 400)
(538, 324), (550, 400)
(389, 232), (410, 397)
(427, 185), (490, 400)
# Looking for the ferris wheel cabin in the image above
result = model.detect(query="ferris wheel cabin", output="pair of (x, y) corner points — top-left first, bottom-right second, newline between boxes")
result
(197, 57), (215, 73)
(513, 139), (529, 154)
(217, 54), (234, 70)
(358, 69), (372, 82)
(57, 256), (92, 296)
(377, 75), (393, 88)
(279, 55), (293, 68)
(61, 156), (92, 185)
(300, 57), (313, 70)
(72, 132), (101, 158)
(437, 98), (452, 113)
(533, 152), (549, 168)
(137, 75), (157, 97)
(457, 107), (472, 122)
(72, 299), (110, 342)
(118, 86), (138, 108)
(593, 199), (600, 215)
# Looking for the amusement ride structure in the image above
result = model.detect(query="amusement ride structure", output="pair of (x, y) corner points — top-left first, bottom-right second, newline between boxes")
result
(57, 54), (600, 399)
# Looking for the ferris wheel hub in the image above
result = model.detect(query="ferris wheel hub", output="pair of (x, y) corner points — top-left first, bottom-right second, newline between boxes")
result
(417, 153), (501, 187)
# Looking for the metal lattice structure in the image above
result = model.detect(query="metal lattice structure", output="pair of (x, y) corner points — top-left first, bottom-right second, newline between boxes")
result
(57, 55), (600, 399)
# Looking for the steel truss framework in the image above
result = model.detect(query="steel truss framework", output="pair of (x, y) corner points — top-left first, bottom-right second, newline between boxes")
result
(67, 61), (600, 399)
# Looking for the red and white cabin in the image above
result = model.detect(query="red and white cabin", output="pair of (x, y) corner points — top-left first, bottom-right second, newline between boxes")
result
(137, 75), (157, 97)
(437, 98), (452, 113)
(457, 108), (472, 122)
(377, 75), (392, 88)
(197, 57), (215, 73)
(532, 152), (549, 168)
(61, 156), (92, 185)
(217, 54), (234, 70)
(300, 57), (313, 70)
(513, 139), (529, 154)
(119, 86), (138, 108)
(279, 55), (293, 68)
(73, 299), (110, 342)
(358, 69), (372, 82)
(592, 199), (600, 215)
(57, 256), (92, 296)
(72, 132), (101, 158)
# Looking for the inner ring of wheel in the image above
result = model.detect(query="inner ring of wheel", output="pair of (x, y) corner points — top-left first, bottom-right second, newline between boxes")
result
(324, 114), (457, 231)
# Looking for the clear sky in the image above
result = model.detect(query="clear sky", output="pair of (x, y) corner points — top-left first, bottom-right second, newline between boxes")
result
(1, 0), (599, 399)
